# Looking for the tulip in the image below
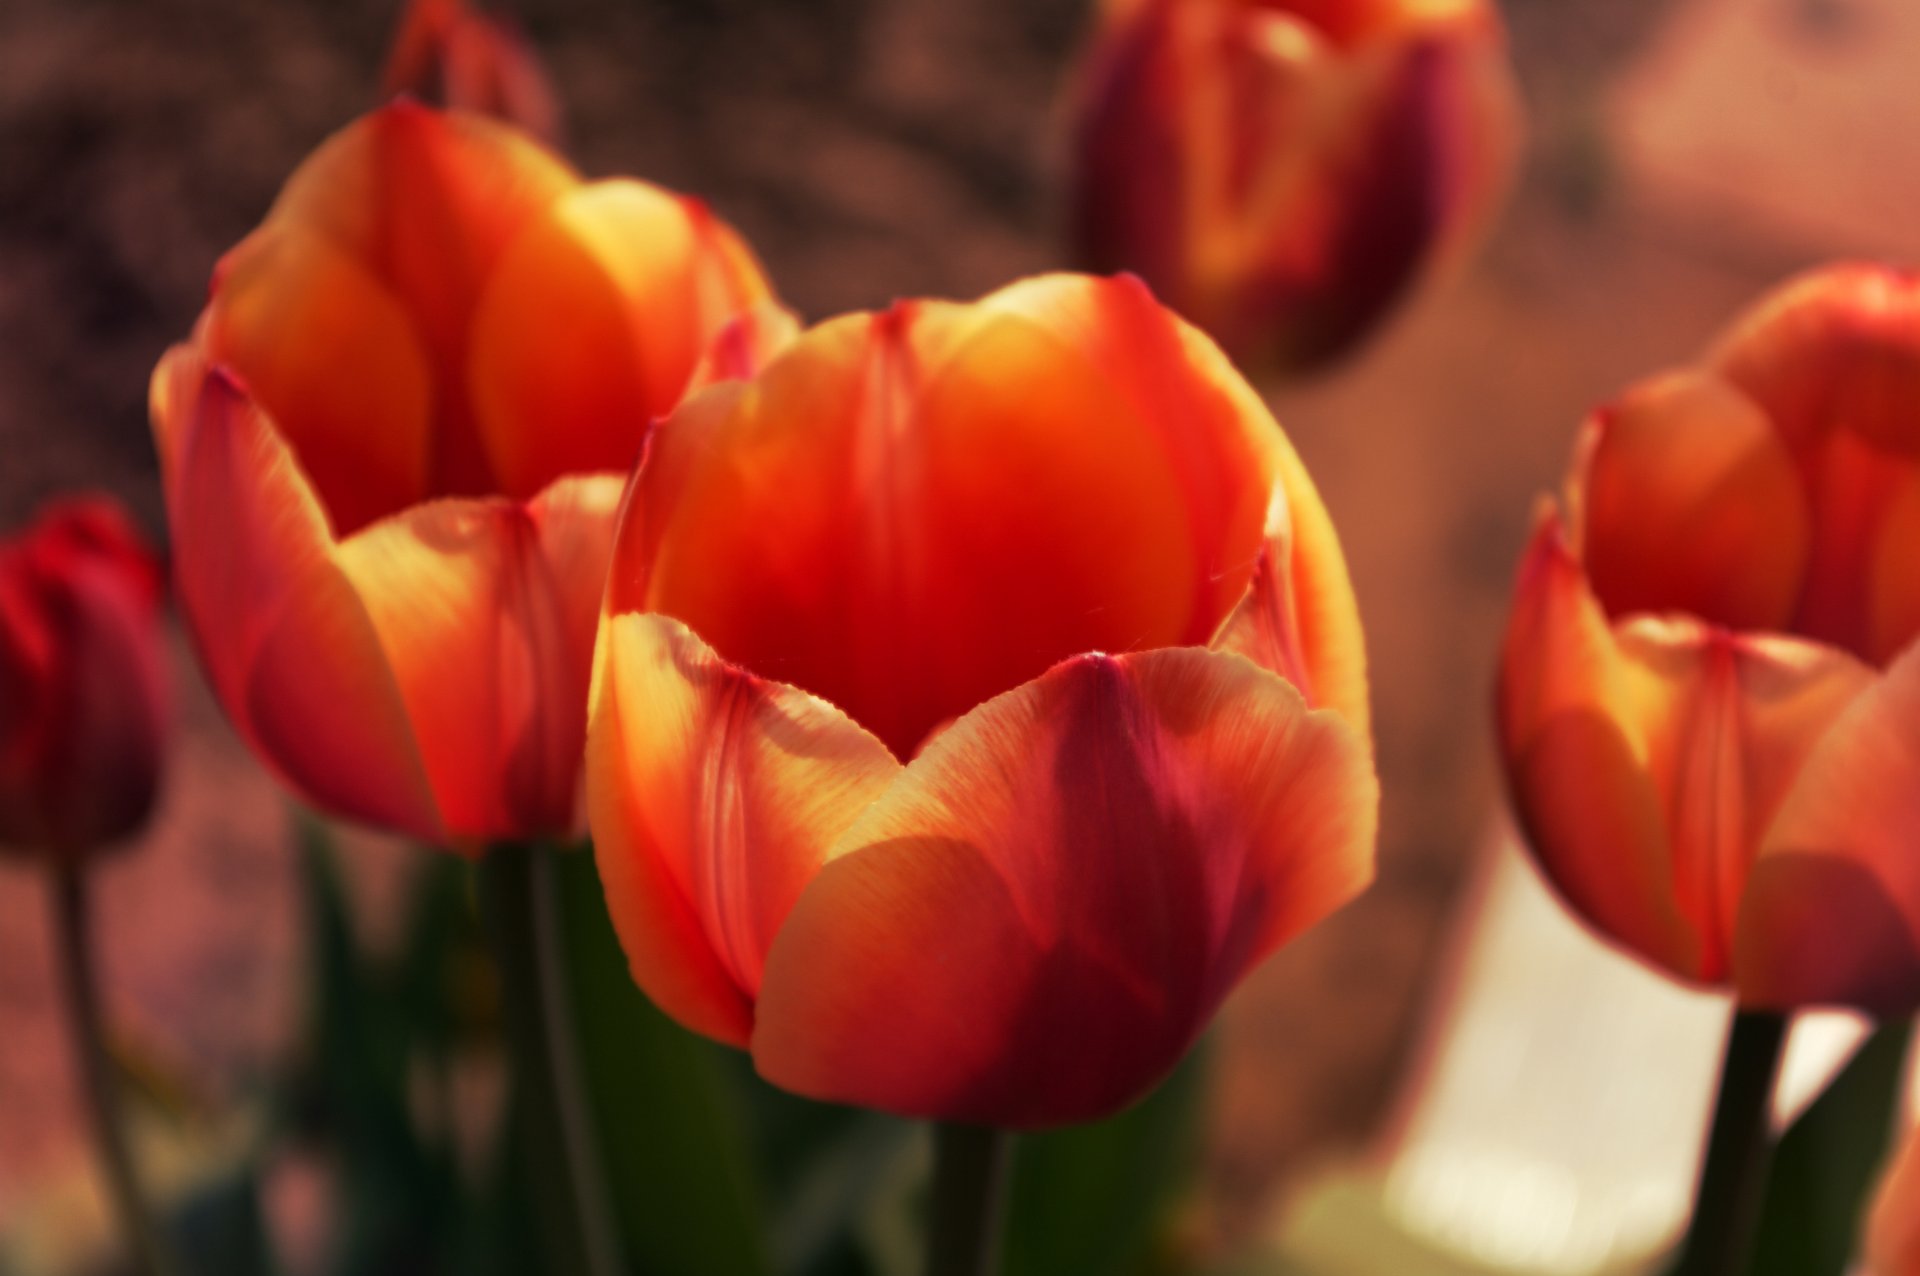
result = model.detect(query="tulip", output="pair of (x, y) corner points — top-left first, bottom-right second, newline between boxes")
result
(383, 0), (562, 143)
(588, 271), (1378, 1130)
(150, 102), (783, 847)
(0, 497), (167, 860)
(1066, 0), (1520, 376)
(1497, 263), (1920, 1014)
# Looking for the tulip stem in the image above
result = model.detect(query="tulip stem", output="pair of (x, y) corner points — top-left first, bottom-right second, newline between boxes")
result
(927, 1123), (1013, 1276)
(1671, 1008), (1789, 1276)
(480, 843), (623, 1276)
(49, 862), (175, 1276)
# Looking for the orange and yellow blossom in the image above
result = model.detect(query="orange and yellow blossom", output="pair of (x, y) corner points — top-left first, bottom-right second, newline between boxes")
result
(0, 497), (168, 861)
(1499, 263), (1920, 1011)
(1067, 0), (1519, 376)
(150, 102), (784, 848)
(588, 272), (1378, 1128)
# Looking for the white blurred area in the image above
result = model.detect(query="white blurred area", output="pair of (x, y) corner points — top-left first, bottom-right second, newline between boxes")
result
(1272, 832), (1901, 1275)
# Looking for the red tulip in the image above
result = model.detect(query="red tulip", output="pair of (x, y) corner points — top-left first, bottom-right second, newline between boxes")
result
(588, 272), (1377, 1127)
(1498, 263), (1920, 1012)
(0, 498), (167, 860)
(1067, 0), (1519, 376)
(150, 103), (784, 848)
(383, 0), (562, 143)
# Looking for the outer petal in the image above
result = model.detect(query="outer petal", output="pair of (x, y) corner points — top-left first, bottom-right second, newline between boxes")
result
(751, 646), (1376, 1128)
(333, 473), (621, 843)
(1497, 512), (1699, 979)
(469, 180), (775, 500)
(1497, 511), (1874, 985)
(586, 613), (898, 1046)
(1736, 641), (1920, 1012)
(150, 347), (441, 838)
(634, 273), (1282, 758)
(1573, 371), (1809, 634)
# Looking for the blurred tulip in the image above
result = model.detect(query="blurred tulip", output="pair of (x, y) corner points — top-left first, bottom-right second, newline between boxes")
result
(588, 272), (1378, 1128)
(1498, 263), (1920, 1013)
(1869, 1120), (1920, 1275)
(383, 0), (562, 143)
(1067, 0), (1520, 376)
(150, 102), (784, 848)
(0, 497), (167, 861)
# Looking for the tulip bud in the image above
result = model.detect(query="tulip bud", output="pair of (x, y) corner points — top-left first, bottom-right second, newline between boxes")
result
(589, 273), (1378, 1127)
(1067, 0), (1520, 376)
(1497, 263), (1920, 1013)
(0, 498), (167, 861)
(151, 103), (785, 847)
(383, 0), (562, 143)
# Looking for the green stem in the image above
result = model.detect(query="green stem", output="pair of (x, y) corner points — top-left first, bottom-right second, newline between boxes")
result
(480, 843), (622, 1276)
(49, 861), (175, 1276)
(1671, 1009), (1790, 1276)
(926, 1123), (1013, 1276)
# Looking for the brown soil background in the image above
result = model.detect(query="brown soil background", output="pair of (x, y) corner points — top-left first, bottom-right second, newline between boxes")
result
(1, 0), (1911, 1256)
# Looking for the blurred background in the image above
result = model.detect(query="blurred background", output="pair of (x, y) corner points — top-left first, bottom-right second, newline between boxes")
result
(3, 0), (1917, 1269)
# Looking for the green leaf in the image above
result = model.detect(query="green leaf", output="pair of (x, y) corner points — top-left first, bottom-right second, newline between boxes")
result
(1749, 1018), (1914, 1276)
(552, 844), (772, 1276)
(1002, 1047), (1208, 1276)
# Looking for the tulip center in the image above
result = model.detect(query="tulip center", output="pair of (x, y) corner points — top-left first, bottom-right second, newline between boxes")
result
(630, 281), (1280, 760)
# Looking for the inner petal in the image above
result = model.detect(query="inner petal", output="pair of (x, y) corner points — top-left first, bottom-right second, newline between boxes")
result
(638, 277), (1277, 758)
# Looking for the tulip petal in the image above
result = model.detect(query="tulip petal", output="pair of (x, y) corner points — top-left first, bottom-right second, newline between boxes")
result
(1497, 512), (1699, 979)
(636, 274), (1283, 758)
(204, 225), (435, 535)
(1711, 264), (1920, 458)
(150, 348), (440, 837)
(586, 612), (899, 1046)
(1500, 512), (1876, 985)
(1208, 413), (1371, 739)
(267, 102), (579, 495)
(1737, 641), (1920, 1012)
(334, 474), (620, 843)
(752, 646), (1376, 1128)
(1575, 370), (1809, 634)
(470, 180), (775, 501)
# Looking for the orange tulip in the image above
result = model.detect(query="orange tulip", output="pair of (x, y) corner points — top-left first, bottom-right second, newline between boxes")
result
(150, 102), (783, 848)
(0, 497), (167, 860)
(383, 0), (562, 143)
(588, 272), (1377, 1127)
(1067, 0), (1519, 376)
(1498, 263), (1920, 1012)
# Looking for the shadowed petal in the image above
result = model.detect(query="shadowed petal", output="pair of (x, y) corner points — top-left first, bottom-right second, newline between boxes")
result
(751, 645), (1375, 1128)
(150, 347), (440, 837)
(586, 613), (898, 1046)
(1737, 642), (1920, 1012)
